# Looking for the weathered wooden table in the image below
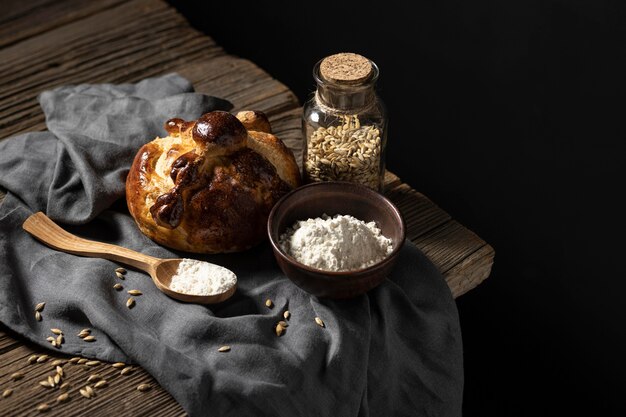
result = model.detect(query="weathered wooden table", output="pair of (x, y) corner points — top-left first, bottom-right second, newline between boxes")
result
(0, 0), (494, 415)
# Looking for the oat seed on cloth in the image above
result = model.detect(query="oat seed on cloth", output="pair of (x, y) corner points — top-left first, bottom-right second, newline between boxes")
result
(0, 74), (463, 417)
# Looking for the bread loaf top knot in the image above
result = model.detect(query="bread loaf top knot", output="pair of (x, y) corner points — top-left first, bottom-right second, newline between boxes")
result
(191, 111), (248, 153)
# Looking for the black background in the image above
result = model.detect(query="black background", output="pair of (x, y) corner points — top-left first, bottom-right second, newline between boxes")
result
(167, 1), (626, 415)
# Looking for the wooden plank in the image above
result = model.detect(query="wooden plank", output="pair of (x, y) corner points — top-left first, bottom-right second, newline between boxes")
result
(413, 220), (487, 273)
(0, 327), (183, 416)
(0, 0), (56, 25)
(0, 0), (127, 49)
(0, 332), (20, 352)
(445, 245), (495, 297)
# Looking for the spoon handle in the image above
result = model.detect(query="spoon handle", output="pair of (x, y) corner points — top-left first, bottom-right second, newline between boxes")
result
(22, 212), (159, 272)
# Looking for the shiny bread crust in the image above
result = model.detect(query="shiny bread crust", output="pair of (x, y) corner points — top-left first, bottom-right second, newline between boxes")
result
(126, 110), (301, 253)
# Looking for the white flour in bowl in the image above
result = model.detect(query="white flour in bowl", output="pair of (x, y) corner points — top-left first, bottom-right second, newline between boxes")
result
(169, 259), (237, 296)
(278, 214), (393, 272)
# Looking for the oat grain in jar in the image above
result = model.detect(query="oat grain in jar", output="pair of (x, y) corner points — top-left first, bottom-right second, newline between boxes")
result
(302, 53), (387, 191)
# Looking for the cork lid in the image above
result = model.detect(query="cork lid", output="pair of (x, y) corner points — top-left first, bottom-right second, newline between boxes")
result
(319, 53), (373, 84)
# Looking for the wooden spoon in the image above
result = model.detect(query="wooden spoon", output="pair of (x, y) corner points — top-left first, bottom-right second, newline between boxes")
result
(22, 212), (237, 304)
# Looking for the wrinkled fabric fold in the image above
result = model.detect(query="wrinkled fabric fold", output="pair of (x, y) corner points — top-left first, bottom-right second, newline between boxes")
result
(0, 74), (462, 417)
(0, 74), (232, 224)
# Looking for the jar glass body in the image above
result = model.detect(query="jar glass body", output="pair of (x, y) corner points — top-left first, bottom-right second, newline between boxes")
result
(302, 60), (388, 192)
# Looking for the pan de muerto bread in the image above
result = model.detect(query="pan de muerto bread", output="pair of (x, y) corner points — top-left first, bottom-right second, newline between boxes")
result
(126, 110), (300, 253)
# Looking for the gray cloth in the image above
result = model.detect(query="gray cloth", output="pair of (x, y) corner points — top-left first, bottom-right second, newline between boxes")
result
(0, 74), (463, 417)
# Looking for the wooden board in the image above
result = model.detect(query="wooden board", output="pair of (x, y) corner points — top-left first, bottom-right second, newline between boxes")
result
(0, 0), (494, 415)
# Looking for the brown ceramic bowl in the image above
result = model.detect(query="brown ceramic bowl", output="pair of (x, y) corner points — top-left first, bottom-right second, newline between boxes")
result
(267, 181), (406, 299)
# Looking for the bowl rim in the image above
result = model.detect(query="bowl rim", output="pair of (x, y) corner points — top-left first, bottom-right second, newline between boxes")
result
(267, 181), (406, 277)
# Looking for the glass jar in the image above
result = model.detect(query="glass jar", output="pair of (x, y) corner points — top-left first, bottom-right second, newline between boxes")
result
(302, 53), (387, 192)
